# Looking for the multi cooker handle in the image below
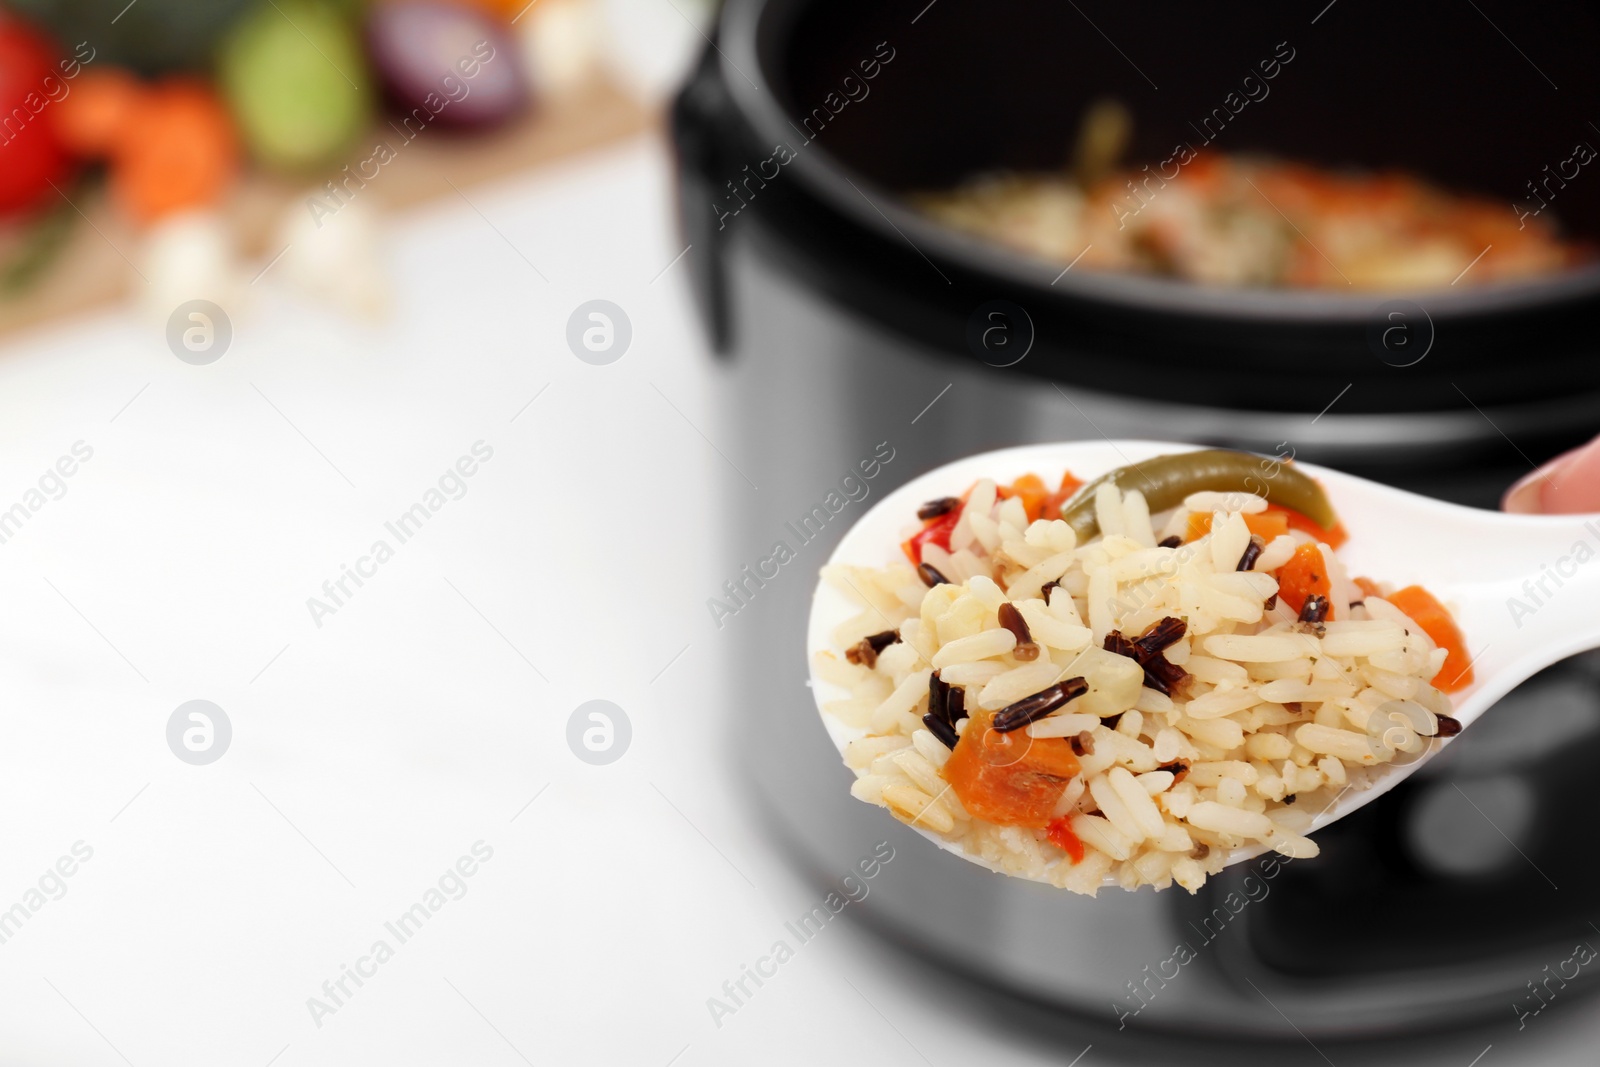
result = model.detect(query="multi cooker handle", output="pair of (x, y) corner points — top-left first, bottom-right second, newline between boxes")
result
(671, 40), (735, 354)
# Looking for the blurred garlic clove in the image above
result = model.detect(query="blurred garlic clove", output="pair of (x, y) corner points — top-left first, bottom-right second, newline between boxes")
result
(519, 0), (604, 99)
(269, 191), (389, 318)
(595, 0), (708, 103)
(141, 210), (248, 327)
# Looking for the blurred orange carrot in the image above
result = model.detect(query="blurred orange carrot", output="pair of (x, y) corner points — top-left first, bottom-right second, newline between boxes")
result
(428, 0), (525, 20)
(111, 79), (238, 224)
(1008, 474), (1049, 523)
(53, 68), (146, 159)
(1040, 471), (1084, 521)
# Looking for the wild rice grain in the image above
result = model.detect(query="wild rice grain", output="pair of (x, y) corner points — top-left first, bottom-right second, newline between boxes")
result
(1237, 538), (1263, 572)
(1158, 535), (1182, 549)
(922, 713), (958, 749)
(1436, 714), (1462, 737)
(847, 629), (900, 667)
(997, 602), (1040, 661)
(1137, 618), (1187, 657)
(918, 497), (960, 521)
(947, 687), (966, 726)
(1299, 594), (1330, 624)
(993, 677), (1089, 732)
(928, 671), (951, 724)
(918, 562), (952, 587)
(846, 638), (878, 668)
(1104, 631), (1139, 660)
(1107, 621), (1190, 695)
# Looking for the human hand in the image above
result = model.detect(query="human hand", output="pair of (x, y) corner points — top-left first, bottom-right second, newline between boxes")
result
(1503, 436), (1600, 514)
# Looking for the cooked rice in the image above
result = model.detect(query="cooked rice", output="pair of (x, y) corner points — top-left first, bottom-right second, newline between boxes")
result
(815, 479), (1459, 895)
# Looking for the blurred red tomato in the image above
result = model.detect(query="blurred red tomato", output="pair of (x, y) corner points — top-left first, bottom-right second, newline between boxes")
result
(0, 16), (73, 215)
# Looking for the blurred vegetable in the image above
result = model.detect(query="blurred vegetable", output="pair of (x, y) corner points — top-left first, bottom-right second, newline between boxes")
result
(900, 503), (960, 565)
(272, 191), (388, 316)
(141, 209), (244, 322)
(517, 0), (603, 98)
(113, 79), (238, 224)
(53, 67), (143, 158)
(441, 0), (526, 17)
(438, 0), (524, 17)
(220, 1), (372, 171)
(0, 16), (74, 215)
(1040, 470), (1085, 522)
(0, 180), (77, 292)
(366, 1), (527, 129)
(1007, 473), (1049, 524)
(8, 0), (254, 75)
(1071, 98), (1130, 188)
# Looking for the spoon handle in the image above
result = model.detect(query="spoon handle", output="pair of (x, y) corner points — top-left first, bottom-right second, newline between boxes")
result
(1450, 511), (1600, 685)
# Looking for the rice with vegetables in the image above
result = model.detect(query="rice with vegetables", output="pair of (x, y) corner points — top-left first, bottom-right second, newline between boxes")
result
(915, 153), (1590, 289)
(813, 451), (1474, 895)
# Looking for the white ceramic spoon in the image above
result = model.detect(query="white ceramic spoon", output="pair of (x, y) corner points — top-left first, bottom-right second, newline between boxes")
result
(806, 439), (1600, 886)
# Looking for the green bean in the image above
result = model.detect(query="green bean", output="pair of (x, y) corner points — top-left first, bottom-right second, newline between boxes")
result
(1059, 449), (1337, 542)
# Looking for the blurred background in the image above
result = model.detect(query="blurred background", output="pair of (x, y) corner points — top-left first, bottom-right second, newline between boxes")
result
(0, 0), (1597, 1063)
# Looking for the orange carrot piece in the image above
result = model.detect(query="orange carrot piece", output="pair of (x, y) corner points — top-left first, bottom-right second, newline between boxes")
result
(1184, 508), (1292, 547)
(943, 713), (1080, 828)
(53, 68), (146, 159)
(111, 78), (237, 224)
(1041, 471), (1084, 521)
(1276, 542), (1332, 615)
(1264, 502), (1347, 549)
(1183, 510), (1291, 544)
(1387, 585), (1475, 693)
(1009, 473), (1049, 523)
(1245, 511), (1291, 541)
(1353, 576), (1383, 599)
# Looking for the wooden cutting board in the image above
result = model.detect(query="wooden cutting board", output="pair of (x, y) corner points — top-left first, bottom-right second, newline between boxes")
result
(0, 74), (653, 337)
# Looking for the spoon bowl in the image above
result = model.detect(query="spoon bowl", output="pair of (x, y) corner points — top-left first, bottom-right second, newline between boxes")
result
(807, 439), (1600, 886)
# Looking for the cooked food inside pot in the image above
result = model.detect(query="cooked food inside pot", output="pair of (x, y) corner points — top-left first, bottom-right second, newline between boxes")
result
(914, 107), (1592, 288)
(814, 452), (1473, 895)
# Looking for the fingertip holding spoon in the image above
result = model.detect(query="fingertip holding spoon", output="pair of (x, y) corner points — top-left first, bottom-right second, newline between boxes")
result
(806, 440), (1600, 888)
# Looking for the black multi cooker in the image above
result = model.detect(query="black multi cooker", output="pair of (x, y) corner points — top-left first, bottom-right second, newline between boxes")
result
(673, 0), (1600, 1039)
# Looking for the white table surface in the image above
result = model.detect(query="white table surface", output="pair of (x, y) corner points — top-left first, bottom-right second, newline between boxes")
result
(1, 134), (1596, 1067)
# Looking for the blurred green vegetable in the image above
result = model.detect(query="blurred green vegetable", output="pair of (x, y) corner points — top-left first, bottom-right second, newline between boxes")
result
(0, 179), (78, 293)
(219, 1), (372, 172)
(7, 0), (255, 74)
